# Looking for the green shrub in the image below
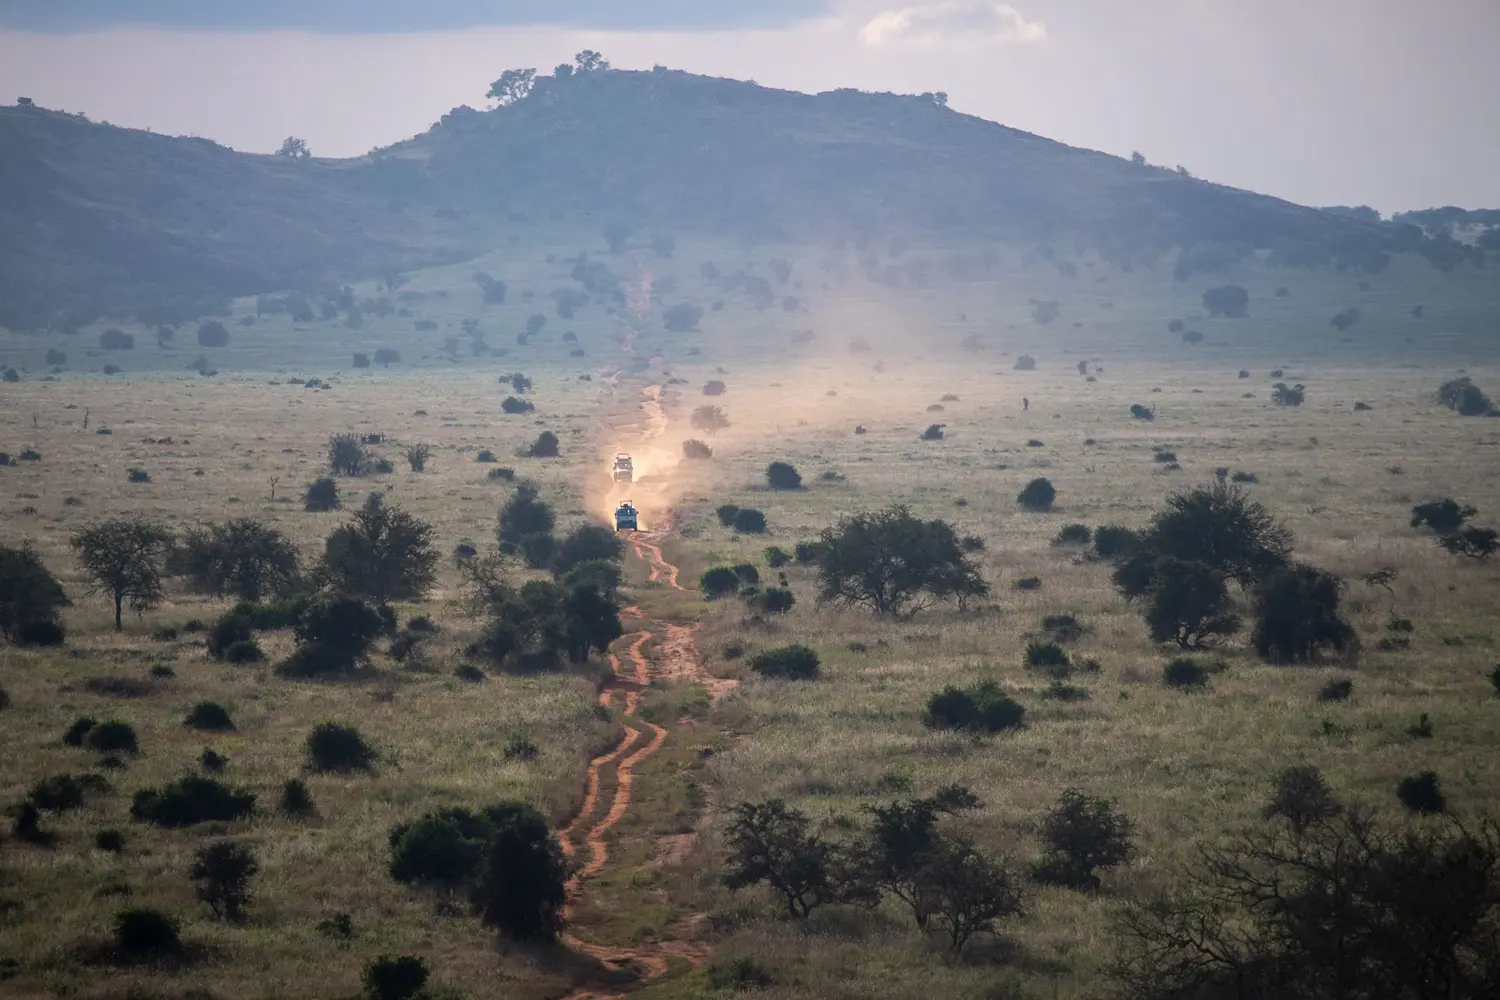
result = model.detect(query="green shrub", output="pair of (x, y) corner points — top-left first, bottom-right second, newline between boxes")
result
(185, 701), (235, 731)
(1163, 658), (1210, 689)
(519, 532), (556, 570)
(733, 508), (768, 534)
(749, 587), (796, 614)
(63, 716), (97, 746)
(200, 748), (228, 773)
(127, 468), (151, 483)
(764, 546), (791, 568)
(306, 722), (376, 772)
(388, 808), (493, 886)
(708, 957), (776, 990)
(925, 681), (1025, 733)
(280, 778), (316, 818)
(1042, 614), (1086, 643)
(504, 735), (540, 761)
(1318, 678), (1353, 702)
(1026, 641), (1071, 669)
(1033, 788), (1133, 890)
(224, 639), (263, 664)
(793, 541), (825, 564)
(475, 450), (497, 463)
(488, 466), (515, 481)
(700, 567), (741, 599)
(114, 908), (182, 957)
(749, 645), (820, 680)
(234, 597), (311, 630)
(716, 504), (741, 526)
(28, 774), (87, 811)
(96, 828), (125, 852)
(190, 839), (260, 920)
(131, 776), (255, 827)
(203, 618), (254, 665)
(731, 563), (760, 586)
(304, 477), (341, 512)
(455, 663), (486, 683)
(86, 720), (139, 754)
(1053, 523), (1091, 546)
(363, 955), (428, 1000)
(1042, 682), (1090, 702)
(1014, 576), (1042, 590)
(1396, 771), (1445, 814)
(766, 461), (803, 490)
(1017, 477), (1056, 510)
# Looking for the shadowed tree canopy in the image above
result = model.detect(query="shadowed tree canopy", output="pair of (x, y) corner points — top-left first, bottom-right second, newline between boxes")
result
(182, 518), (301, 602)
(815, 504), (988, 616)
(1113, 480), (1292, 600)
(0, 544), (70, 641)
(70, 518), (175, 631)
(319, 496), (438, 606)
(1109, 803), (1500, 1000)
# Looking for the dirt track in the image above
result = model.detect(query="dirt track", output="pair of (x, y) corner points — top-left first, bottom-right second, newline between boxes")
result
(554, 384), (733, 998)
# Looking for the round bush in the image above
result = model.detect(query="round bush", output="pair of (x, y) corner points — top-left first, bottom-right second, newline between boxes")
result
(114, 908), (182, 956)
(749, 645), (820, 680)
(364, 954), (429, 1000)
(700, 567), (741, 600)
(1053, 523), (1091, 546)
(63, 716), (97, 746)
(306, 722), (376, 773)
(185, 701), (235, 732)
(733, 508), (767, 534)
(280, 778), (316, 818)
(925, 681), (1025, 733)
(304, 477), (342, 512)
(1163, 658), (1209, 689)
(96, 828), (126, 852)
(206, 613), (253, 659)
(86, 720), (139, 754)
(1017, 477), (1056, 510)
(130, 775), (256, 827)
(766, 461), (803, 490)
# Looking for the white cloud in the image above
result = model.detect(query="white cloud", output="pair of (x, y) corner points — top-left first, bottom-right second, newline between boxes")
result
(860, 0), (1045, 45)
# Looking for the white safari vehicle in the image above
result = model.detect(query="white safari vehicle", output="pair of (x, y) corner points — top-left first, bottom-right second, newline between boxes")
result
(612, 453), (634, 483)
(615, 502), (639, 531)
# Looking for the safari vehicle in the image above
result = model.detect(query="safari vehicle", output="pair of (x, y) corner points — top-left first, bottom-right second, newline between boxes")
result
(612, 453), (634, 483)
(615, 502), (639, 531)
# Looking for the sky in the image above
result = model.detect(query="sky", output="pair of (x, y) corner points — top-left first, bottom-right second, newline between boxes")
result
(1, 0), (1497, 214)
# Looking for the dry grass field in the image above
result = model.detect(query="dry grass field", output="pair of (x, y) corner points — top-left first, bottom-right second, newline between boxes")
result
(3, 237), (1500, 999)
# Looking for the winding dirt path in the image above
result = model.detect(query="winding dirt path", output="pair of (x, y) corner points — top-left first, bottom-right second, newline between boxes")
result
(555, 384), (735, 999)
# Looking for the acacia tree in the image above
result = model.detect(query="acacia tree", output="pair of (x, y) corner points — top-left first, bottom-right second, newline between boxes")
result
(1113, 480), (1292, 600)
(815, 504), (987, 616)
(70, 518), (174, 631)
(1110, 807), (1500, 1000)
(722, 800), (851, 919)
(1143, 557), (1241, 648)
(319, 496), (438, 606)
(182, 519), (300, 602)
(487, 68), (536, 105)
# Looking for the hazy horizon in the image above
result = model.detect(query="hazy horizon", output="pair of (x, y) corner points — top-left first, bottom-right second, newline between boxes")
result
(2, 0), (1498, 214)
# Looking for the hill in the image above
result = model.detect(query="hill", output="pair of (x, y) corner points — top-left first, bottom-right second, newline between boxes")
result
(0, 66), (1415, 332)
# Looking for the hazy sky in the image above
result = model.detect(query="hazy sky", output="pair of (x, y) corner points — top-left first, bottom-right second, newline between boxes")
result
(2, 0), (1496, 213)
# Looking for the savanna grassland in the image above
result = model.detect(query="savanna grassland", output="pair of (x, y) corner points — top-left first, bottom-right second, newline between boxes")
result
(3, 226), (1500, 1000)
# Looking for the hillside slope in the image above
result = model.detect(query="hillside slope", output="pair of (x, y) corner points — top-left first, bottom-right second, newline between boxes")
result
(0, 67), (1393, 331)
